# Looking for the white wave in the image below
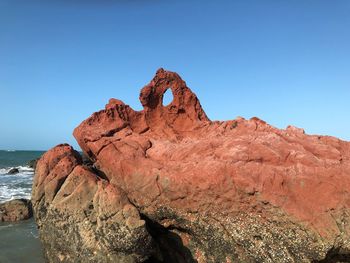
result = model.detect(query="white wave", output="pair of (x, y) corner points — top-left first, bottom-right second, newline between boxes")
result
(0, 224), (14, 229)
(0, 184), (32, 203)
(18, 166), (34, 171)
(30, 231), (40, 239)
(0, 166), (34, 203)
(0, 166), (34, 175)
(0, 174), (33, 180)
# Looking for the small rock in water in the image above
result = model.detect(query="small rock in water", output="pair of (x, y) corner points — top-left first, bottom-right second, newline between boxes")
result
(0, 199), (33, 222)
(27, 158), (39, 169)
(7, 168), (19, 175)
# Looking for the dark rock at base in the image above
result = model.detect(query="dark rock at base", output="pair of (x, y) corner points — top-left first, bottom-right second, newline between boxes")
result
(81, 152), (93, 166)
(27, 158), (39, 170)
(7, 168), (19, 175)
(0, 199), (33, 222)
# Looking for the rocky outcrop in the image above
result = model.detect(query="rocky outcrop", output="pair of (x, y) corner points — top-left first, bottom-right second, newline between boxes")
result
(0, 199), (33, 222)
(7, 167), (19, 175)
(32, 69), (350, 262)
(32, 144), (153, 262)
(28, 158), (40, 170)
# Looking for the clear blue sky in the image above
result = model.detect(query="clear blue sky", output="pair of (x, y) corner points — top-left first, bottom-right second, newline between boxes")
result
(1, 0), (349, 150)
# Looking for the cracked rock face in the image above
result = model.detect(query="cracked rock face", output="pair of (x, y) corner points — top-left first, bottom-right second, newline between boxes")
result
(32, 69), (350, 263)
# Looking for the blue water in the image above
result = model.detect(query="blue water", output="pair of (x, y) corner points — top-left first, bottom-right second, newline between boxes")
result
(0, 150), (44, 169)
(0, 150), (45, 263)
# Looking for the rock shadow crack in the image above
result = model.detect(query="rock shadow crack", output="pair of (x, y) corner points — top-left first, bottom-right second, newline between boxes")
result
(140, 213), (196, 263)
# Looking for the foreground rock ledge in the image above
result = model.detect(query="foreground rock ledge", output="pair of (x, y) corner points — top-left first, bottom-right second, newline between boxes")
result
(0, 199), (33, 222)
(32, 69), (350, 263)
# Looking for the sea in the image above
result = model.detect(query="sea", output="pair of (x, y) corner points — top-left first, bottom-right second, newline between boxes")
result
(0, 150), (45, 263)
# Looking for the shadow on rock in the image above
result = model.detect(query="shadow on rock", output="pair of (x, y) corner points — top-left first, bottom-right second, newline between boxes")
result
(141, 214), (196, 263)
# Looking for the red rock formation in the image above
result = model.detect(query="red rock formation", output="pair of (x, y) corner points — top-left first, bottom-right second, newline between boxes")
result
(32, 69), (350, 263)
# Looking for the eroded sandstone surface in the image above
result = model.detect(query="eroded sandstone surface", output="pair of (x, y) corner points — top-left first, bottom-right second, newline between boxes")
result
(32, 69), (350, 262)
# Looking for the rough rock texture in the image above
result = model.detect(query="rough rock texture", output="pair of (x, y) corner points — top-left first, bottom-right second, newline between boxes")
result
(32, 69), (350, 263)
(32, 144), (153, 263)
(0, 199), (33, 222)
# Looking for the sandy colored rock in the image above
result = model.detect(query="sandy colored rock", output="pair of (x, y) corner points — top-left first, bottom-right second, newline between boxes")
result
(32, 144), (154, 263)
(0, 199), (33, 222)
(33, 69), (350, 262)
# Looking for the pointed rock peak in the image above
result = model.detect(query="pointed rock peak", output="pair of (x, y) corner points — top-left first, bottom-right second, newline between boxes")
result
(155, 67), (166, 75)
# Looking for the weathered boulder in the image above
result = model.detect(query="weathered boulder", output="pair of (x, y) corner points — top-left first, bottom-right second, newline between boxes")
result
(7, 167), (19, 175)
(0, 199), (33, 222)
(32, 144), (154, 263)
(32, 69), (350, 263)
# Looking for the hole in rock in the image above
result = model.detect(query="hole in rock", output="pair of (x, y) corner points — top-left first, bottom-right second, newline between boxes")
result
(162, 88), (173, 106)
(141, 214), (196, 263)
